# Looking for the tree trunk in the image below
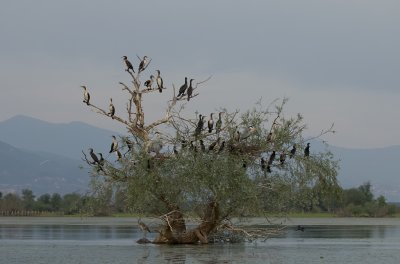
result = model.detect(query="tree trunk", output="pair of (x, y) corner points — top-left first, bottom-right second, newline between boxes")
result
(153, 200), (220, 244)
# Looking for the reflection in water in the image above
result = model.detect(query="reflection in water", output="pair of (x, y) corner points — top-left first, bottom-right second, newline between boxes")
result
(1, 223), (400, 263)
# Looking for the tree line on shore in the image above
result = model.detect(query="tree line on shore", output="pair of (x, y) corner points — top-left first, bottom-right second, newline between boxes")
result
(0, 182), (397, 217)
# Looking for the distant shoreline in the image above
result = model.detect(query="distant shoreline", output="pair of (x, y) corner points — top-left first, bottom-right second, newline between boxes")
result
(1, 217), (399, 226)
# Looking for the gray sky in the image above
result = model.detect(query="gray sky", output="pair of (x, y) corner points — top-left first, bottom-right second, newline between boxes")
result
(1, 0), (399, 148)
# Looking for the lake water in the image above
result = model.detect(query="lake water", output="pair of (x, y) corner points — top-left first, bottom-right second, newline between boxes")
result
(0, 217), (399, 263)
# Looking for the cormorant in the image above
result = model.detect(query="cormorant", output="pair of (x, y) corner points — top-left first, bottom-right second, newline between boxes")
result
(218, 141), (225, 153)
(268, 151), (276, 165)
(109, 135), (118, 153)
(208, 113), (214, 133)
(261, 157), (266, 171)
(109, 98), (115, 118)
(208, 137), (220, 151)
(280, 151), (286, 165)
(177, 77), (188, 98)
(122, 56), (134, 73)
(89, 148), (99, 164)
(138, 218), (151, 238)
(304, 143), (310, 157)
(81, 86), (90, 105)
(187, 79), (194, 101)
(156, 70), (163, 93)
(296, 225), (305, 232)
(290, 144), (296, 159)
(215, 112), (223, 134)
(200, 139), (206, 152)
(194, 114), (205, 136)
(138, 55), (148, 73)
(144, 75), (154, 90)
(124, 138), (134, 156)
(98, 153), (105, 166)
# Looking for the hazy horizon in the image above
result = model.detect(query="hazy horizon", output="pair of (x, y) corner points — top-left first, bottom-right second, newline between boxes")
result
(1, 0), (399, 148)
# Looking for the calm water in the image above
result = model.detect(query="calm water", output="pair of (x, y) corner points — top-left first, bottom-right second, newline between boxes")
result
(0, 217), (400, 264)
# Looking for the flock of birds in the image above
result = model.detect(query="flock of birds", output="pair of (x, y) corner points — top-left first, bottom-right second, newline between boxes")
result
(81, 55), (198, 120)
(82, 55), (312, 174)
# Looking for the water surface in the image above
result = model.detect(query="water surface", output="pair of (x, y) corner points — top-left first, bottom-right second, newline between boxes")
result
(0, 217), (399, 264)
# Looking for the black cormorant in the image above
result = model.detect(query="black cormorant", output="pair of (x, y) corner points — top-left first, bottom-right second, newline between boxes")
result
(208, 137), (220, 151)
(98, 153), (105, 166)
(296, 225), (305, 232)
(177, 77), (188, 97)
(208, 113), (214, 133)
(261, 157), (266, 171)
(187, 79), (194, 101)
(109, 135), (118, 153)
(156, 70), (163, 93)
(122, 56), (134, 73)
(215, 112), (223, 134)
(200, 139), (206, 152)
(218, 141), (225, 153)
(304, 143), (310, 157)
(109, 98), (115, 118)
(268, 151), (276, 165)
(89, 148), (99, 164)
(138, 55), (148, 73)
(81, 86), (90, 105)
(194, 114), (205, 136)
(290, 144), (296, 159)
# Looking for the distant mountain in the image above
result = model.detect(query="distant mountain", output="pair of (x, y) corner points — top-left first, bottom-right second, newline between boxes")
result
(0, 115), (119, 160)
(0, 140), (89, 195)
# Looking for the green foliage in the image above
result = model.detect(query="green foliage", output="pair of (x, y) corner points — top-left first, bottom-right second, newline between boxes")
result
(88, 98), (342, 221)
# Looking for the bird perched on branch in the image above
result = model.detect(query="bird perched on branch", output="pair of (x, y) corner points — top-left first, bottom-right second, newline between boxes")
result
(208, 137), (220, 151)
(89, 148), (99, 164)
(138, 55), (148, 73)
(241, 125), (256, 140)
(109, 135), (118, 153)
(156, 70), (163, 93)
(260, 157), (266, 171)
(144, 75), (154, 90)
(290, 144), (296, 159)
(187, 79), (194, 101)
(304, 143), (310, 157)
(177, 77), (188, 98)
(280, 151), (286, 165)
(81, 86), (90, 105)
(208, 113), (214, 133)
(108, 98), (115, 118)
(194, 114), (205, 137)
(268, 151), (276, 165)
(122, 56), (134, 73)
(215, 112), (223, 134)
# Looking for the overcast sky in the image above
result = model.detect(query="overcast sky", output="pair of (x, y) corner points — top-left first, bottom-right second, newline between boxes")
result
(0, 0), (399, 148)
